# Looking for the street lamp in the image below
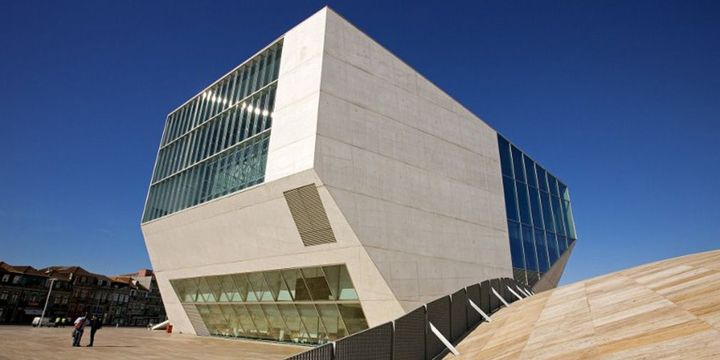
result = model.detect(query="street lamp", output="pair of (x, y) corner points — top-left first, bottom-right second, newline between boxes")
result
(38, 278), (57, 328)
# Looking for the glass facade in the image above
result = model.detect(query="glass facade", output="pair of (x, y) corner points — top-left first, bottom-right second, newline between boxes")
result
(142, 41), (283, 222)
(497, 134), (577, 286)
(171, 264), (368, 344)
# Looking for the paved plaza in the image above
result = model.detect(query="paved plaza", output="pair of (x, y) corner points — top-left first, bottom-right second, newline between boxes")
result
(0, 326), (305, 360)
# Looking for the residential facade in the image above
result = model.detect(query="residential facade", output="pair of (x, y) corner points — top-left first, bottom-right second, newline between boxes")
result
(140, 7), (577, 345)
(0, 262), (70, 324)
(0, 262), (165, 326)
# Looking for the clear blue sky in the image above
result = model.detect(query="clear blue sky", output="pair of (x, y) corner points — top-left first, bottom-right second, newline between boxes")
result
(1, 1), (718, 284)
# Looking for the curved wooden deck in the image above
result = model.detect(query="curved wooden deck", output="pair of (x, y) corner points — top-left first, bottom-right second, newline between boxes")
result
(447, 249), (720, 359)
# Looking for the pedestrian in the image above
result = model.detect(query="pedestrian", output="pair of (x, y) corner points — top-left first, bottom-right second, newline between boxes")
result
(71, 313), (90, 347)
(87, 315), (102, 347)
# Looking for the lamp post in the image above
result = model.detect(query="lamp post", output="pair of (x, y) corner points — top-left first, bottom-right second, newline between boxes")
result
(38, 278), (57, 328)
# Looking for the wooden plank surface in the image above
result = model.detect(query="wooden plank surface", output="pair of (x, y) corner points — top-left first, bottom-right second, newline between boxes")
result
(447, 250), (720, 359)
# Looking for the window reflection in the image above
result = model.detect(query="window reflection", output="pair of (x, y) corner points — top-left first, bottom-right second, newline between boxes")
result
(497, 134), (577, 286)
(143, 42), (282, 223)
(170, 264), (367, 344)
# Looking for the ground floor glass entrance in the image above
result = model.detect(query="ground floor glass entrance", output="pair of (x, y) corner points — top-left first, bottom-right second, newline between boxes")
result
(171, 264), (368, 344)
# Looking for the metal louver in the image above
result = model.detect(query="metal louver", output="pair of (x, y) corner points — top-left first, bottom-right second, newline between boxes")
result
(284, 184), (337, 246)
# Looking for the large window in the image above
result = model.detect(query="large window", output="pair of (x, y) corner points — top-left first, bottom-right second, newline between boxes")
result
(142, 41), (283, 222)
(171, 264), (368, 345)
(497, 134), (577, 286)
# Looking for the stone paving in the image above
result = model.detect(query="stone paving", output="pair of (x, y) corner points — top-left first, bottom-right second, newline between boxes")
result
(0, 326), (306, 360)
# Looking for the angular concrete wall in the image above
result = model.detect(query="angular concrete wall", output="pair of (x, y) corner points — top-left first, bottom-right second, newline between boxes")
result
(264, 8), (324, 183)
(141, 9), (405, 334)
(141, 7), (519, 336)
(314, 9), (512, 310)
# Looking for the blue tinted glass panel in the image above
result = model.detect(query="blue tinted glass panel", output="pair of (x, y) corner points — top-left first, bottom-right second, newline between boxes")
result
(535, 229), (549, 272)
(552, 196), (566, 237)
(522, 225), (538, 272)
(498, 136), (513, 177)
(503, 176), (519, 221)
(562, 200), (577, 239)
(508, 221), (525, 269)
(558, 182), (568, 200)
(528, 187), (543, 229)
(516, 181), (532, 225)
(540, 191), (555, 232)
(546, 232), (559, 264)
(511, 146), (525, 183)
(496, 134), (577, 285)
(143, 42), (282, 222)
(524, 155), (537, 188)
(548, 174), (559, 197)
(536, 167), (548, 192)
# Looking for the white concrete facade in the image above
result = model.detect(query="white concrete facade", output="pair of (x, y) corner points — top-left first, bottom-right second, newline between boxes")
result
(141, 7), (512, 336)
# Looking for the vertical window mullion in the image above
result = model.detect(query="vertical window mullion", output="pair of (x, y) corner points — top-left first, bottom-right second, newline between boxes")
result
(222, 79), (231, 111)
(160, 144), (171, 180)
(207, 89), (217, 120)
(220, 109), (232, 151)
(260, 90), (271, 132)
(144, 187), (156, 222)
(257, 53), (268, 89)
(234, 70), (245, 103)
(167, 114), (177, 145)
(157, 148), (168, 181)
(161, 115), (172, 146)
(228, 72), (239, 106)
(174, 137), (185, 174)
(181, 170), (193, 211)
(213, 83), (223, 117)
(250, 60), (260, 93)
(201, 123), (212, 161)
(200, 124), (211, 161)
(197, 95), (207, 126)
(187, 131), (198, 168)
(273, 45), (282, 80)
(265, 87), (276, 129)
(162, 178), (175, 216)
(200, 93), (210, 124)
(166, 179), (176, 217)
(178, 107), (187, 139)
(153, 181), (163, 220)
(225, 108), (237, 147)
(156, 181), (168, 219)
(152, 150), (164, 182)
(186, 99), (197, 130)
(265, 47), (277, 83)
(180, 134), (191, 171)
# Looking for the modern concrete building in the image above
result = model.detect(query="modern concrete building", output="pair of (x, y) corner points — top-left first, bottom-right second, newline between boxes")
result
(140, 7), (577, 345)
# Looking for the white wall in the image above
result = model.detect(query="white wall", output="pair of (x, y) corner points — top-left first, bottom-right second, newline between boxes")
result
(315, 9), (512, 310)
(141, 7), (515, 335)
(141, 9), (405, 334)
(264, 8), (325, 183)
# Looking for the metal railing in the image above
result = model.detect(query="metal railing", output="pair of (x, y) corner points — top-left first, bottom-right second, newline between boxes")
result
(286, 277), (533, 360)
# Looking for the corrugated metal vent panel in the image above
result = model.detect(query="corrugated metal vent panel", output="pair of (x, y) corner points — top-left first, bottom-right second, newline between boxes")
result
(183, 304), (210, 336)
(284, 184), (337, 246)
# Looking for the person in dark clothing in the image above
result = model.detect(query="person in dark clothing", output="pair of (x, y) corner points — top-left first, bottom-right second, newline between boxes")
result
(87, 315), (102, 347)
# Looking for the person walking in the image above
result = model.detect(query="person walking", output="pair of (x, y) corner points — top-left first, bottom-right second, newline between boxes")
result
(71, 313), (90, 347)
(87, 315), (102, 347)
